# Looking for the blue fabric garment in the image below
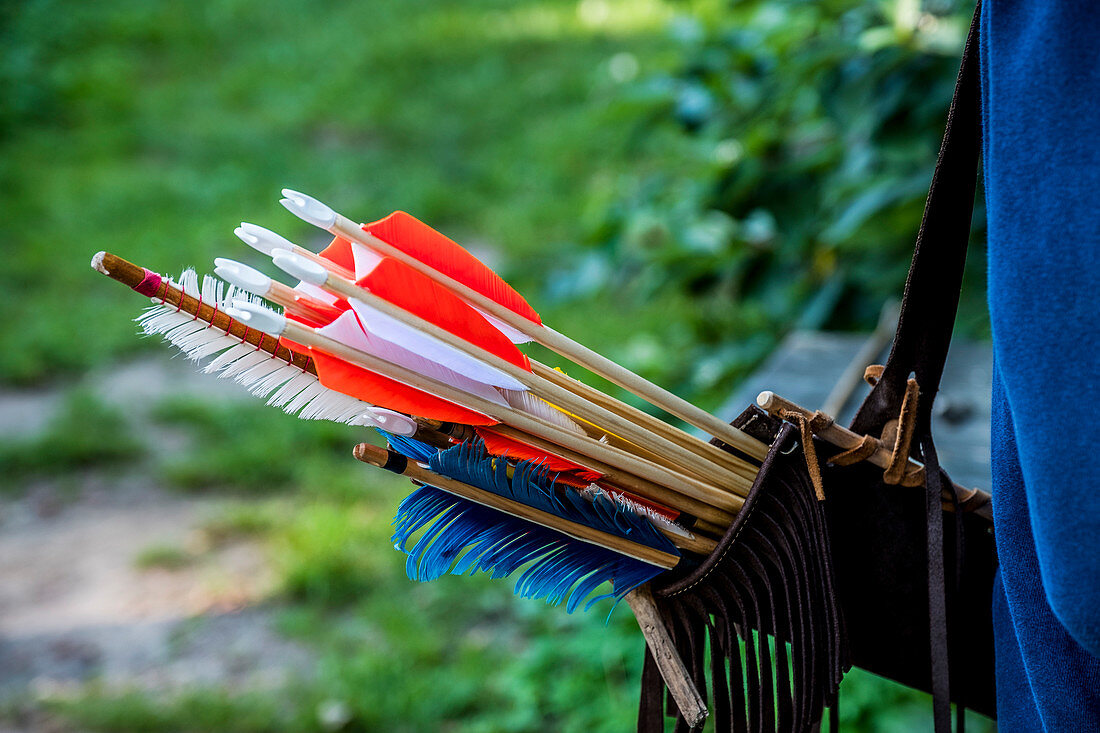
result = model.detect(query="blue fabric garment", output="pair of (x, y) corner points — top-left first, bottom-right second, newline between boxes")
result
(982, 0), (1100, 728)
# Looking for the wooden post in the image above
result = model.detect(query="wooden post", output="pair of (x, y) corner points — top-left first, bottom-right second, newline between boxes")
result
(626, 584), (708, 728)
(756, 390), (992, 521)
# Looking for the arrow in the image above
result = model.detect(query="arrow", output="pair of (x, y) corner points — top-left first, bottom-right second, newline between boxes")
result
(278, 190), (767, 461)
(224, 299), (746, 516)
(267, 246), (758, 492)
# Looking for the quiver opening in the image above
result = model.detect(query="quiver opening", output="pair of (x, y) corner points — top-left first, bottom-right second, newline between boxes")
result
(639, 411), (850, 732)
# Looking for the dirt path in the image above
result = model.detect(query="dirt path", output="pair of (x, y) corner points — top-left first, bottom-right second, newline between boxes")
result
(0, 361), (314, 729)
(0, 480), (310, 696)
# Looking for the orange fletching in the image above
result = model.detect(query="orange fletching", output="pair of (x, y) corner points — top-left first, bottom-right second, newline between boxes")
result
(318, 236), (356, 273)
(283, 298), (347, 329)
(363, 212), (542, 326)
(358, 258), (531, 372)
(311, 349), (496, 425)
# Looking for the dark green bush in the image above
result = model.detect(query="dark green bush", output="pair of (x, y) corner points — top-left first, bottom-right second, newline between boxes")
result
(555, 0), (988, 400)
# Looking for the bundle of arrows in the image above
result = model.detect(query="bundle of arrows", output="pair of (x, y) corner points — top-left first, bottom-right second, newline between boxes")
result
(94, 189), (842, 724)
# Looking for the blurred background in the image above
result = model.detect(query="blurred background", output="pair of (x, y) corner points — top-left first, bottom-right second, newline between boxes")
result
(0, 0), (992, 730)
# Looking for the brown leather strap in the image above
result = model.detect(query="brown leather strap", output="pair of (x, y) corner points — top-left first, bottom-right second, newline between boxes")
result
(883, 379), (921, 485)
(849, 4), (983, 443)
(828, 435), (879, 466)
(846, 5), (983, 732)
(863, 364), (885, 387)
(779, 409), (832, 501)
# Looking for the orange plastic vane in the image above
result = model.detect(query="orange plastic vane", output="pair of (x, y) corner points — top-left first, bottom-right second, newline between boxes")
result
(357, 257), (531, 372)
(318, 236), (356, 272)
(311, 349), (496, 426)
(363, 212), (542, 325)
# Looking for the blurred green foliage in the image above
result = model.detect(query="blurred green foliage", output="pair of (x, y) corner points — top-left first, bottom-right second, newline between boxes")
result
(133, 543), (195, 571)
(0, 389), (143, 480)
(0, 0), (676, 384)
(151, 398), (361, 494)
(550, 0), (989, 403)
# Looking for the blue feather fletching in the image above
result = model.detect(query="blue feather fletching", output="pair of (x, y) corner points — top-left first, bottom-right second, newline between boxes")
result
(376, 429), (439, 463)
(390, 440), (680, 613)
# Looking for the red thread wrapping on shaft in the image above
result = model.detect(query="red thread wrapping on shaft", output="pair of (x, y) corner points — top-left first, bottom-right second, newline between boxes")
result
(133, 269), (163, 297)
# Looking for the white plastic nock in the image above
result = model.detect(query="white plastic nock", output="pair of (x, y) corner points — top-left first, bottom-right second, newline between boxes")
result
(280, 188), (337, 229)
(213, 258), (272, 297)
(271, 249), (329, 287)
(224, 300), (287, 337)
(235, 222), (297, 256)
(361, 408), (419, 437)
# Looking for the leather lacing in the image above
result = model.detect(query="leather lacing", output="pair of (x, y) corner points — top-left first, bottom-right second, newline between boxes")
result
(782, 365), (927, 500)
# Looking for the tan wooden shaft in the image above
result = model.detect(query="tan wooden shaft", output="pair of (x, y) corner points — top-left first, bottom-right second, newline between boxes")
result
(756, 390), (993, 521)
(535, 324), (768, 460)
(293, 246), (355, 280)
(281, 320), (744, 515)
(316, 269), (756, 493)
(92, 252), (313, 373)
(353, 443), (681, 567)
(693, 518), (727, 537)
(329, 215), (767, 461)
(585, 425), (734, 485)
(485, 425), (740, 526)
(416, 418), (477, 443)
(626, 585), (708, 728)
(482, 453), (716, 554)
(533, 361), (763, 478)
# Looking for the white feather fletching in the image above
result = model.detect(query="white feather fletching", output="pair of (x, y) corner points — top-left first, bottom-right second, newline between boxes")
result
(347, 297), (529, 392)
(316, 310), (509, 409)
(500, 389), (586, 435)
(136, 269), (378, 426)
(347, 241), (529, 391)
(472, 305), (535, 344)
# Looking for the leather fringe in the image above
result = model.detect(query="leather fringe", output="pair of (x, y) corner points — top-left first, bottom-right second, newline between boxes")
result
(639, 422), (850, 732)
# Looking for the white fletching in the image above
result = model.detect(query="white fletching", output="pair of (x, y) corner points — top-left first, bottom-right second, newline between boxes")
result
(346, 242), (530, 387)
(213, 258), (272, 297)
(224, 300), (287, 337)
(500, 389), (586, 435)
(273, 239), (528, 392)
(136, 269), (383, 427)
(295, 281), (340, 306)
(281, 188), (337, 229)
(347, 298), (529, 392)
(272, 249), (329, 287)
(235, 222), (297, 256)
(474, 306), (535, 345)
(579, 484), (693, 539)
(317, 310), (509, 409)
(350, 241), (384, 278)
(360, 408), (419, 436)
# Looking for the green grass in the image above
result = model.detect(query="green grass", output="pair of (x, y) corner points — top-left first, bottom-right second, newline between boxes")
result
(200, 499), (286, 545)
(46, 689), (290, 733)
(149, 397), (368, 494)
(133, 543), (194, 571)
(0, 388), (144, 482)
(0, 0), (685, 386)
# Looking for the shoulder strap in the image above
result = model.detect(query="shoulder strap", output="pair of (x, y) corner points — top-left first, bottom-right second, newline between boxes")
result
(849, 5), (983, 440)
(847, 7), (983, 732)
